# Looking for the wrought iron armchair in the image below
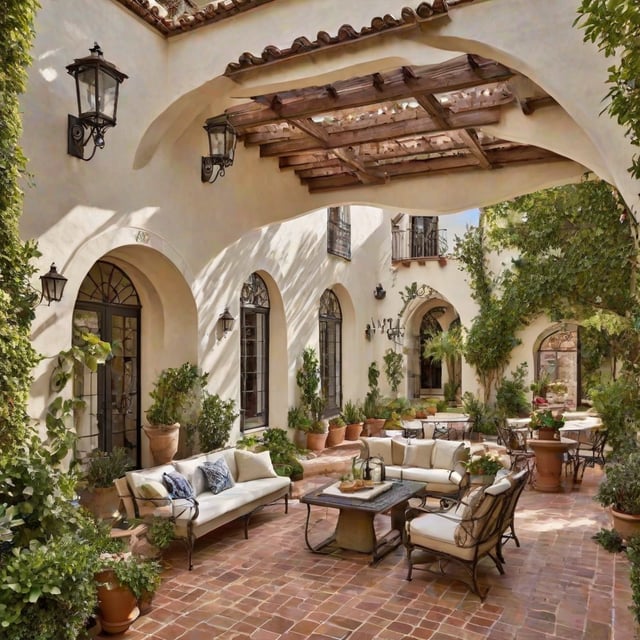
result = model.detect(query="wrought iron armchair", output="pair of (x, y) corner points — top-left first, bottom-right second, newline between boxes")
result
(495, 422), (536, 480)
(566, 429), (608, 483)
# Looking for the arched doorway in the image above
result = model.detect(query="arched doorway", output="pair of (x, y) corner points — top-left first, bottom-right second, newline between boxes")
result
(73, 260), (141, 464)
(536, 324), (579, 408)
(419, 310), (443, 393)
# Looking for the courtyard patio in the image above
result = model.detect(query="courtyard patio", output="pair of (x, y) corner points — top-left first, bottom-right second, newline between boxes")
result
(99, 446), (636, 640)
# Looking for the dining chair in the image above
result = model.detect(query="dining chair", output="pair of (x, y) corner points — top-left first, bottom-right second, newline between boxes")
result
(568, 429), (608, 483)
(495, 422), (536, 480)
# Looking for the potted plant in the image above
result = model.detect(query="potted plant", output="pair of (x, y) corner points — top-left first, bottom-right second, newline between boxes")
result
(95, 552), (162, 631)
(81, 447), (133, 521)
(144, 362), (208, 464)
(131, 515), (175, 562)
(195, 392), (238, 452)
(288, 405), (311, 449)
(363, 361), (386, 436)
(594, 451), (640, 539)
(530, 408), (564, 440)
(383, 348), (404, 397)
(326, 415), (347, 447)
(341, 400), (365, 440)
(383, 411), (403, 437)
(259, 427), (304, 480)
(464, 450), (505, 484)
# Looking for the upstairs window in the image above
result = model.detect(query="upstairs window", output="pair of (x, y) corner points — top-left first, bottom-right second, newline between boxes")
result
(327, 206), (351, 260)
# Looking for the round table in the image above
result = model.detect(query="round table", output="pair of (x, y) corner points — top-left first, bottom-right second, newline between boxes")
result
(528, 437), (577, 492)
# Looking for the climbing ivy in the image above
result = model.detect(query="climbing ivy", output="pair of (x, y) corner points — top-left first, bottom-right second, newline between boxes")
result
(0, 1), (41, 448)
(455, 180), (638, 400)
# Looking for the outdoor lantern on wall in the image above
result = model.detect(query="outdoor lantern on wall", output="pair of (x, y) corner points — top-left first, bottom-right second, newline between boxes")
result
(218, 308), (235, 334)
(373, 283), (386, 300)
(40, 263), (68, 305)
(201, 115), (237, 183)
(66, 43), (128, 161)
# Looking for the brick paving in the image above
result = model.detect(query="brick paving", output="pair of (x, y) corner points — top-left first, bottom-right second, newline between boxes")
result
(100, 442), (639, 639)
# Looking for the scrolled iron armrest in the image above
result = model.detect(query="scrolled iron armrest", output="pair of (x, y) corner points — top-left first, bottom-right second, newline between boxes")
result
(171, 496), (199, 522)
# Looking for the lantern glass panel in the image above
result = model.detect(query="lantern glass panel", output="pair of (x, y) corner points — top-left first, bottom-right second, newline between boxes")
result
(77, 67), (98, 117)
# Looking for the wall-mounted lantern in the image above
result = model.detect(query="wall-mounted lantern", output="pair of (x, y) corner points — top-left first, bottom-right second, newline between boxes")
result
(40, 263), (68, 305)
(373, 283), (386, 300)
(201, 115), (237, 183)
(66, 43), (128, 161)
(218, 308), (234, 334)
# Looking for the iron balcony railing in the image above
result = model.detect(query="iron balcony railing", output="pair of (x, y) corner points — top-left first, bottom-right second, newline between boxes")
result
(392, 228), (448, 262)
(327, 218), (351, 260)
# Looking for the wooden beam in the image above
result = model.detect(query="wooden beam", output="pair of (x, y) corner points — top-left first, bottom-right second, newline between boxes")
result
(227, 56), (512, 128)
(457, 129), (492, 169)
(259, 108), (501, 156)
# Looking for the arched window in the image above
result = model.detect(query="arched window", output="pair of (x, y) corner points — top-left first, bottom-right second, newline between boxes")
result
(240, 273), (270, 430)
(537, 325), (579, 407)
(319, 289), (342, 414)
(74, 260), (141, 465)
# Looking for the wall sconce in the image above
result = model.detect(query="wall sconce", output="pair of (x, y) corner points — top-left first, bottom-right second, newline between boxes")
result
(218, 308), (234, 334)
(66, 43), (128, 161)
(39, 263), (68, 305)
(373, 283), (386, 300)
(365, 324), (373, 341)
(201, 115), (237, 183)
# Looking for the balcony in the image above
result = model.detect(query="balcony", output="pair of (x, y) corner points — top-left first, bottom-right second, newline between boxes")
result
(392, 228), (448, 263)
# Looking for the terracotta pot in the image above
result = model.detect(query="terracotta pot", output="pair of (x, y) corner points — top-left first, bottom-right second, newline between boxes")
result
(293, 428), (307, 449)
(143, 423), (180, 464)
(364, 418), (386, 437)
(536, 427), (559, 441)
(95, 569), (140, 635)
(345, 422), (364, 441)
(610, 508), (640, 540)
(326, 425), (346, 447)
(80, 485), (121, 521)
(306, 431), (328, 452)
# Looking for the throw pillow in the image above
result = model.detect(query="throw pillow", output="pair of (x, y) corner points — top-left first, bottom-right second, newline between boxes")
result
(234, 449), (278, 482)
(163, 471), (194, 499)
(402, 441), (435, 469)
(139, 480), (169, 500)
(200, 459), (235, 495)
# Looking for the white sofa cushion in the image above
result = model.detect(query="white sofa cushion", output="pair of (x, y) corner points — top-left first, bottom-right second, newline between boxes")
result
(207, 448), (238, 482)
(127, 464), (176, 500)
(403, 441), (435, 469)
(432, 440), (466, 470)
(235, 449), (278, 482)
(361, 437), (393, 463)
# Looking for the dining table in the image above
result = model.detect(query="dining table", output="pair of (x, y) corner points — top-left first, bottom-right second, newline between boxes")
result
(527, 436), (578, 492)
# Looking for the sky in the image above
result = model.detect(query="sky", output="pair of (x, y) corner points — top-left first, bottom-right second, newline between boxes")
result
(443, 208), (480, 250)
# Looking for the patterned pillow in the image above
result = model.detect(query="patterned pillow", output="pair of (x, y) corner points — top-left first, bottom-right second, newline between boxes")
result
(162, 471), (194, 499)
(200, 459), (235, 495)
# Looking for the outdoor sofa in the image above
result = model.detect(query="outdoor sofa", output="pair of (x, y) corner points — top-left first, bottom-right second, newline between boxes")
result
(115, 446), (291, 569)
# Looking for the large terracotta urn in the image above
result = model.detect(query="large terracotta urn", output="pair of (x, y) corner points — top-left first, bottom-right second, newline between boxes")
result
(143, 423), (180, 464)
(610, 508), (640, 540)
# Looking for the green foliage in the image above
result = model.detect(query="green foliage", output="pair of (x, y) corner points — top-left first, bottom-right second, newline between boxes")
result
(146, 362), (207, 427)
(529, 409), (565, 431)
(495, 363), (530, 417)
(461, 392), (497, 435)
(595, 451), (640, 515)
(627, 536), (640, 624)
(592, 528), (625, 553)
(287, 406), (311, 431)
(383, 348), (404, 394)
(295, 347), (321, 419)
(243, 428), (302, 479)
(363, 362), (384, 418)
(341, 400), (365, 424)
(576, 0), (640, 179)
(328, 415), (346, 428)
(100, 555), (162, 600)
(422, 326), (463, 386)
(590, 376), (640, 458)
(85, 447), (133, 488)
(195, 393), (238, 452)
(0, 0), (41, 450)
(144, 516), (175, 550)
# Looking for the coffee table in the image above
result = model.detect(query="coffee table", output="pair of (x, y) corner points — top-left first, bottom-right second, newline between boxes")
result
(300, 479), (424, 564)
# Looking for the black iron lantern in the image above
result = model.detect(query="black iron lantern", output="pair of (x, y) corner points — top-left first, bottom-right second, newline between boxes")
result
(40, 263), (68, 305)
(201, 115), (237, 183)
(66, 43), (128, 161)
(374, 283), (386, 300)
(218, 308), (234, 334)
